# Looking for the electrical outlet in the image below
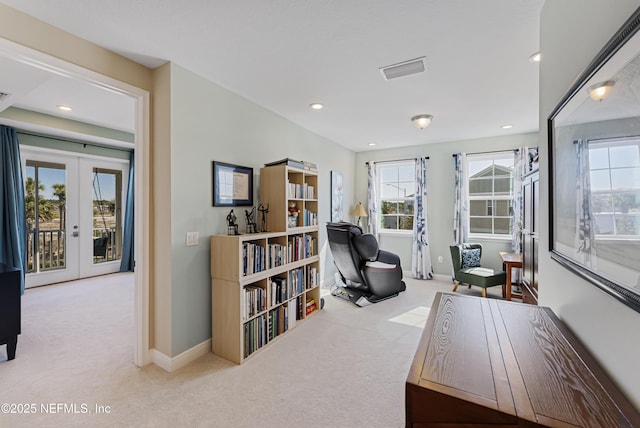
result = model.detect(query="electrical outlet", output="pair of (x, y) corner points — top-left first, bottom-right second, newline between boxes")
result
(186, 231), (199, 246)
(437, 256), (443, 263)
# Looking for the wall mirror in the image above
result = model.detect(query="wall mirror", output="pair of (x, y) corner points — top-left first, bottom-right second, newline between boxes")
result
(549, 7), (640, 312)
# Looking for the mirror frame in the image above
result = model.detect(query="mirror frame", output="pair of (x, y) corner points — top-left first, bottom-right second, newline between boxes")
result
(547, 8), (640, 312)
(548, 7), (640, 313)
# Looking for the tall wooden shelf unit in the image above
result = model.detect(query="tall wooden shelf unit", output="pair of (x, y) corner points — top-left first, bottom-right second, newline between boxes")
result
(210, 164), (320, 364)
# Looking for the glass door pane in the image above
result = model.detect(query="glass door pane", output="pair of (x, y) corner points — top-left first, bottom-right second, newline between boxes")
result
(25, 160), (67, 273)
(92, 168), (123, 265)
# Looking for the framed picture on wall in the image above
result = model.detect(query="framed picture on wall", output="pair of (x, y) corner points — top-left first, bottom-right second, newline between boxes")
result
(212, 161), (253, 206)
(331, 170), (344, 222)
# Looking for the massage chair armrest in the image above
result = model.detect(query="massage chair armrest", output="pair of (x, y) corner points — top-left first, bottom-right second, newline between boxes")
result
(377, 249), (400, 267)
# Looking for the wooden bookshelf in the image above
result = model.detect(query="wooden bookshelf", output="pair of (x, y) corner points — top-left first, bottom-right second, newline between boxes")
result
(211, 163), (320, 364)
(259, 164), (318, 233)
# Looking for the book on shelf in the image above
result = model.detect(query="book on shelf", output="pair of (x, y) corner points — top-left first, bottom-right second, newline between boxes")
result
(303, 161), (318, 172)
(288, 298), (297, 330)
(265, 158), (305, 169)
(305, 298), (317, 316)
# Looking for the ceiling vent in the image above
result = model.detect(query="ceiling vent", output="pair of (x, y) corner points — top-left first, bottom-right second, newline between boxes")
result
(380, 57), (426, 80)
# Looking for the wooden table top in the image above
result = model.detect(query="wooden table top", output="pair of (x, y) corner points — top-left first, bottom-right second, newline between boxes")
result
(499, 251), (522, 265)
(406, 292), (640, 427)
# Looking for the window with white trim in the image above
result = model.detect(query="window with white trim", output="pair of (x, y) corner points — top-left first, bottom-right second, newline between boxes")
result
(589, 138), (640, 237)
(377, 161), (415, 232)
(467, 152), (514, 236)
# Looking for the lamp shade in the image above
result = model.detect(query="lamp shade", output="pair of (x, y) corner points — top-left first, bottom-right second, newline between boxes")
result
(351, 202), (368, 217)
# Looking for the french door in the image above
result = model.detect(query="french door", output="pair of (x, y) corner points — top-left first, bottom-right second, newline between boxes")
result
(22, 148), (129, 288)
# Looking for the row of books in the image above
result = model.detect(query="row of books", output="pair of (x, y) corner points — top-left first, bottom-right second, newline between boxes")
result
(243, 242), (266, 276)
(243, 314), (267, 358)
(267, 243), (287, 270)
(289, 235), (318, 262)
(287, 182), (315, 199)
(242, 285), (267, 320)
(302, 209), (318, 226)
(289, 268), (305, 297)
(305, 298), (317, 316)
(270, 277), (289, 306)
(308, 267), (319, 289)
(267, 305), (290, 341)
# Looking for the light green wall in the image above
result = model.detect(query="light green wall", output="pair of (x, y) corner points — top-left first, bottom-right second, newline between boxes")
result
(540, 0), (640, 410)
(354, 132), (538, 276)
(167, 64), (355, 355)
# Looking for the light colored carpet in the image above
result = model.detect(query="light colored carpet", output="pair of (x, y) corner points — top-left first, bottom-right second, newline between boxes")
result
(0, 272), (504, 427)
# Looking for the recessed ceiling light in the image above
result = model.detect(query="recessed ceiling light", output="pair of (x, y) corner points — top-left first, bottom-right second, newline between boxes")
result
(368, 143), (376, 146)
(501, 124), (513, 129)
(57, 105), (72, 111)
(529, 51), (541, 62)
(309, 103), (323, 110)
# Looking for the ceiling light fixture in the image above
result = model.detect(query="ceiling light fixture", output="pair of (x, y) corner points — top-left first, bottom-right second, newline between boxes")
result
(57, 104), (72, 111)
(309, 103), (323, 110)
(368, 143), (376, 146)
(411, 114), (433, 129)
(501, 124), (513, 129)
(529, 51), (541, 62)
(588, 81), (615, 101)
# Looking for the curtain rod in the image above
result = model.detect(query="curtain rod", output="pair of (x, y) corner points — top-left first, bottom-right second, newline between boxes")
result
(17, 130), (134, 153)
(452, 148), (519, 157)
(365, 157), (428, 165)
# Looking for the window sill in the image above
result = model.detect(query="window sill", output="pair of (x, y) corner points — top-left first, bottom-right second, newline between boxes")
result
(378, 230), (413, 237)
(468, 234), (512, 242)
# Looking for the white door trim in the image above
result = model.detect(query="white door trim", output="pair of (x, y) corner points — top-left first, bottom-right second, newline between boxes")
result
(0, 38), (151, 367)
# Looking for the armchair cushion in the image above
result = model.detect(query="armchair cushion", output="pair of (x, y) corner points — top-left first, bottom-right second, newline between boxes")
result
(461, 248), (481, 268)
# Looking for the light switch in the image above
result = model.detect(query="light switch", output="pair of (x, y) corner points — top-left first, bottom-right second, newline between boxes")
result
(186, 232), (199, 246)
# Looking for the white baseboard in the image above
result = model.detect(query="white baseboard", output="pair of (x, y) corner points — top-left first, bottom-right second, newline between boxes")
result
(151, 338), (212, 372)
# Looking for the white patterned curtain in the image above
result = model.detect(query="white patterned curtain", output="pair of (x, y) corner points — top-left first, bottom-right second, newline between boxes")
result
(575, 140), (597, 267)
(411, 157), (434, 279)
(511, 148), (527, 253)
(453, 153), (469, 244)
(367, 161), (379, 240)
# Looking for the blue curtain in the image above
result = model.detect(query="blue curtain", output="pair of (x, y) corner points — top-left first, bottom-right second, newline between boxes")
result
(411, 157), (433, 279)
(575, 140), (597, 267)
(119, 151), (135, 272)
(0, 125), (26, 294)
(452, 153), (469, 245)
(366, 161), (379, 240)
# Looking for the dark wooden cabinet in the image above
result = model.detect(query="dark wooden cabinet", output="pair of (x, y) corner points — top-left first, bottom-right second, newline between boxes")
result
(406, 292), (640, 427)
(522, 171), (539, 304)
(0, 263), (21, 360)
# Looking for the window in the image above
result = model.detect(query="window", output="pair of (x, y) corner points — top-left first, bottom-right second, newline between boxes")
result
(468, 152), (514, 236)
(377, 161), (415, 232)
(589, 138), (640, 237)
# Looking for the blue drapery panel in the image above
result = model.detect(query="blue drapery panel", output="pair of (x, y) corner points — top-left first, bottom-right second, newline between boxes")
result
(512, 148), (526, 254)
(452, 153), (469, 245)
(411, 157), (433, 279)
(575, 140), (597, 267)
(119, 151), (135, 272)
(366, 161), (379, 240)
(0, 125), (26, 294)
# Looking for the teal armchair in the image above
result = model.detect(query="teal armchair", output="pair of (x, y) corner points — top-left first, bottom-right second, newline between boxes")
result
(450, 243), (506, 298)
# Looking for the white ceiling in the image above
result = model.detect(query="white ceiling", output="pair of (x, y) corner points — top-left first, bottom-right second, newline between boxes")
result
(0, 0), (544, 151)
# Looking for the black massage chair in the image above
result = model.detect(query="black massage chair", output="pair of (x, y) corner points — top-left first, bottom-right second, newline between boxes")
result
(326, 222), (406, 306)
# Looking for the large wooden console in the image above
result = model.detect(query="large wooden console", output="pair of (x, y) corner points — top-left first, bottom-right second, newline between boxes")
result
(406, 292), (640, 427)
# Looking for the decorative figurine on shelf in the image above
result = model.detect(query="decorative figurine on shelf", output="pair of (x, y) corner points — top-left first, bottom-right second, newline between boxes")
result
(245, 207), (258, 234)
(258, 203), (269, 232)
(226, 209), (239, 235)
(288, 201), (299, 228)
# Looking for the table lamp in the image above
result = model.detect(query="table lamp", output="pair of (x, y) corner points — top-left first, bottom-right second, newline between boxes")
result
(351, 202), (368, 228)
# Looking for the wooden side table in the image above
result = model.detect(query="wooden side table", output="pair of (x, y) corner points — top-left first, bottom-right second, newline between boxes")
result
(499, 251), (522, 301)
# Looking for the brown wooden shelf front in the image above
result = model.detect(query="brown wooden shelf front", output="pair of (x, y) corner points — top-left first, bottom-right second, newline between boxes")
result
(406, 292), (640, 427)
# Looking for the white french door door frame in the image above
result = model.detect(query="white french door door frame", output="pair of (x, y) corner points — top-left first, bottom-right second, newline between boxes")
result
(0, 38), (151, 367)
(79, 156), (129, 279)
(21, 148), (80, 287)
